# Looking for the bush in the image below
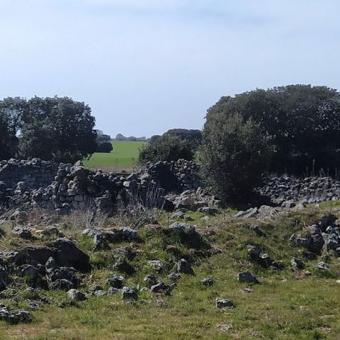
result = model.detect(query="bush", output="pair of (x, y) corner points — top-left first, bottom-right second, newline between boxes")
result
(200, 113), (273, 205)
(96, 142), (113, 153)
(208, 85), (340, 175)
(139, 135), (194, 163)
(163, 129), (202, 151)
(95, 131), (113, 153)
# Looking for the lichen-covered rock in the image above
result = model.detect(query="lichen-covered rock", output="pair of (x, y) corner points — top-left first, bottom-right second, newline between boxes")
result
(238, 272), (259, 284)
(0, 306), (32, 324)
(121, 287), (138, 301)
(201, 277), (214, 286)
(107, 275), (124, 289)
(216, 298), (235, 309)
(150, 282), (171, 295)
(67, 289), (87, 302)
(49, 238), (90, 272)
(174, 258), (194, 275)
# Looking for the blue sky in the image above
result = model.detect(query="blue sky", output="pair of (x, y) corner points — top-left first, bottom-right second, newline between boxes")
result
(0, 0), (339, 137)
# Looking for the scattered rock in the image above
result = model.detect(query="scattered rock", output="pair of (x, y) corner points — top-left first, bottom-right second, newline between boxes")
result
(49, 279), (74, 291)
(20, 265), (47, 289)
(48, 266), (80, 291)
(113, 258), (135, 275)
(166, 223), (210, 250)
(0, 306), (32, 324)
(238, 272), (259, 284)
(249, 224), (266, 237)
(168, 272), (181, 282)
(107, 275), (124, 289)
(50, 238), (91, 273)
(216, 298), (235, 309)
(175, 258), (194, 275)
(247, 245), (283, 270)
(40, 226), (64, 240)
(201, 277), (214, 286)
(147, 260), (163, 272)
(150, 282), (171, 295)
(67, 289), (87, 302)
(121, 287), (138, 301)
(144, 274), (158, 288)
(12, 227), (34, 240)
(14, 246), (54, 267)
(316, 262), (330, 271)
(291, 258), (305, 270)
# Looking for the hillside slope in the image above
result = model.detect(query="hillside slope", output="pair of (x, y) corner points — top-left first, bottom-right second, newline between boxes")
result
(0, 203), (340, 339)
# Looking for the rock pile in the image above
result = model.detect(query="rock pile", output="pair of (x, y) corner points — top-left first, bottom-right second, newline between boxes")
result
(2, 158), (340, 216)
(0, 158), (57, 190)
(290, 214), (340, 257)
(0, 238), (90, 293)
(0, 306), (32, 324)
(0, 159), (204, 215)
(259, 176), (340, 205)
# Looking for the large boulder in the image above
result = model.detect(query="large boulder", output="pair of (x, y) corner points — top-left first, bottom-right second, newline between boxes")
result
(49, 238), (90, 272)
(14, 246), (54, 267)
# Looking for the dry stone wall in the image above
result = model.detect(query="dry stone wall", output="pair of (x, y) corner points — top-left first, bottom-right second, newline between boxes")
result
(2, 158), (340, 215)
(0, 159), (58, 189)
(0, 159), (201, 214)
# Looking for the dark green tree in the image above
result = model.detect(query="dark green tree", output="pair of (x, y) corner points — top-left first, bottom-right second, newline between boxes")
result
(95, 130), (113, 153)
(0, 112), (15, 159)
(139, 134), (194, 163)
(201, 113), (273, 205)
(0, 97), (28, 159)
(19, 97), (97, 163)
(163, 129), (202, 151)
(207, 85), (340, 174)
(141, 128), (202, 164)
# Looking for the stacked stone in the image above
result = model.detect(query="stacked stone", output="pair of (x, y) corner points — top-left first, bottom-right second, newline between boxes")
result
(0, 159), (203, 214)
(258, 176), (340, 204)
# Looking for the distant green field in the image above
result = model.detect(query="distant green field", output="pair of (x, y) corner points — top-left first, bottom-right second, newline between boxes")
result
(84, 141), (146, 171)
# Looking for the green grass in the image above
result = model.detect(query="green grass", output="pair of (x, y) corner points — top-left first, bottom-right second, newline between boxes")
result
(1, 206), (340, 339)
(83, 141), (147, 171)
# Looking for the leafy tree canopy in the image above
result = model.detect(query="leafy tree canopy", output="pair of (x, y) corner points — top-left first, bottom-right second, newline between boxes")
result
(207, 85), (340, 174)
(0, 96), (97, 163)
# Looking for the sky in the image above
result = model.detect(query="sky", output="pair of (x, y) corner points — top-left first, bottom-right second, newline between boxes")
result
(0, 0), (340, 137)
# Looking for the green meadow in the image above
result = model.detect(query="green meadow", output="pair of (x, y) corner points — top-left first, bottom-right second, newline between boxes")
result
(1, 205), (340, 339)
(84, 141), (147, 171)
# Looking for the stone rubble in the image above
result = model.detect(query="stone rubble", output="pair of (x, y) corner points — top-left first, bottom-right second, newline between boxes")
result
(0, 159), (208, 215)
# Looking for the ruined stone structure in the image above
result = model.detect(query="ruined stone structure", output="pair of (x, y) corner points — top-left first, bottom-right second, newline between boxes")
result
(0, 159), (202, 215)
(1, 158), (340, 216)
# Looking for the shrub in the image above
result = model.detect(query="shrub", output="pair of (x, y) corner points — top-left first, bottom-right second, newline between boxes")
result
(96, 142), (113, 153)
(163, 129), (202, 151)
(139, 135), (194, 163)
(200, 112), (273, 205)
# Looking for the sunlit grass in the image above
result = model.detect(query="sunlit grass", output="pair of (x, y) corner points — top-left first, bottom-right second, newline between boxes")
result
(1, 205), (340, 339)
(83, 141), (147, 171)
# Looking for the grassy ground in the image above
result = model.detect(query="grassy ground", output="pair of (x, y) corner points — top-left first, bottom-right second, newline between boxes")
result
(1, 205), (340, 339)
(83, 141), (146, 172)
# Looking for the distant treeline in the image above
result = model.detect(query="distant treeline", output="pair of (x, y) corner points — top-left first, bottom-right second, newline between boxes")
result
(139, 85), (340, 204)
(115, 133), (147, 142)
(2, 85), (340, 206)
